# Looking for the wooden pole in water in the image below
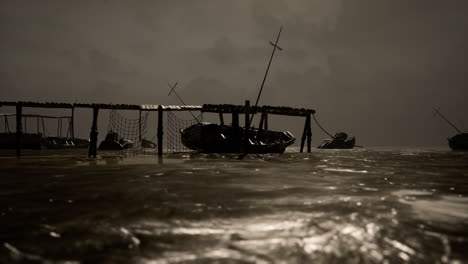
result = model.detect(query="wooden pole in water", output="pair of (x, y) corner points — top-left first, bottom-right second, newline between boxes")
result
(41, 117), (46, 136)
(306, 114), (312, 153)
(88, 106), (99, 158)
(232, 110), (240, 151)
(219, 112), (224, 125)
(258, 112), (265, 133)
(244, 100), (250, 154)
(157, 105), (163, 156)
(139, 110), (142, 141)
(300, 115), (308, 153)
(16, 103), (23, 157)
(71, 107), (75, 139)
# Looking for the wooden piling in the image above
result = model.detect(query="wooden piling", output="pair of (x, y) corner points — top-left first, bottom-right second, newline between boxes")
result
(219, 112), (224, 125)
(300, 115), (309, 153)
(257, 112), (266, 137)
(88, 106), (99, 158)
(232, 111), (240, 151)
(71, 107), (75, 138)
(157, 105), (163, 156)
(16, 103), (23, 157)
(139, 110), (142, 141)
(244, 100), (250, 154)
(306, 114), (312, 153)
(264, 113), (268, 130)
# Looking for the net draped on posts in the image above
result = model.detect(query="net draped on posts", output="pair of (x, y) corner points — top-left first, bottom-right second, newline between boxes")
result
(107, 109), (151, 155)
(166, 111), (201, 153)
(106, 109), (200, 155)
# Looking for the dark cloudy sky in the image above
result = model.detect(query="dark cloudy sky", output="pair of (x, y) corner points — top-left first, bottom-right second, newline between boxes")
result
(1, 0), (467, 147)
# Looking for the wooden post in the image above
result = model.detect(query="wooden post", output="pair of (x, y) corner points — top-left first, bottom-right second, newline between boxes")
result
(232, 110), (240, 151)
(157, 105), (163, 156)
(24, 116), (27, 133)
(244, 100), (250, 154)
(300, 115), (309, 153)
(257, 112), (266, 138)
(88, 106), (99, 158)
(36, 116), (40, 134)
(71, 107), (75, 139)
(258, 112), (265, 131)
(139, 110), (142, 141)
(219, 112), (224, 125)
(264, 113), (268, 130)
(16, 103), (23, 157)
(41, 117), (46, 136)
(4, 116), (8, 133)
(306, 114), (312, 153)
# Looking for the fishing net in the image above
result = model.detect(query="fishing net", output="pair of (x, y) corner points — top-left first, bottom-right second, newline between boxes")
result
(166, 111), (201, 153)
(105, 110), (154, 155)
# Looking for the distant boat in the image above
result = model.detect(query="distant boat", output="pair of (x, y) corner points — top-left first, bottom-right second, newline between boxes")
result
(433, 107), (467, 151)
(42, 137), (89, 149)
(180, 123), (295, 153)
(318, 132), (355, 149)
(99, 131), (133, 150)
(0, 132), (42, 150)
(448, 133), (468, 151)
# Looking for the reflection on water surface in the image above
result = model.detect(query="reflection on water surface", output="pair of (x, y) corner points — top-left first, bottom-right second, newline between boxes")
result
(0, 148), (467, 263)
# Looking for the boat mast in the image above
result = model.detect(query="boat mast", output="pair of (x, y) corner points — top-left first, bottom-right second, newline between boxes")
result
(167, 82), (201, 123)
(249, 26), (283, 124)
(433, 107), (463, 133)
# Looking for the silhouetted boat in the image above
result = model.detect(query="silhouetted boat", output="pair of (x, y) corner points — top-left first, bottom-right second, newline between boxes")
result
(0, 132), (42, 150)
(42, 137), (89, 149)
(318, 132), (355, 149)
(180, 123), (295, 153)
(448, 133), (468, 151)
(98, 131), (133, 150)
(433, 107), (467, 151)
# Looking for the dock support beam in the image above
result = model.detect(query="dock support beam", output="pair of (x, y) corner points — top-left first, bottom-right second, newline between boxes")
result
(16, 103), (23, 157)
(306, 114), (312, 153)
(232, 111), (240, 151)
(300, 114), (312, 153)
(244, 100), (250, 154)
(157, 105), (163, 156)
(219, 112), (224, 125)
(71, 107), (75, 138)
(88, 106), (99, 158)
(139, 110), (142, 141)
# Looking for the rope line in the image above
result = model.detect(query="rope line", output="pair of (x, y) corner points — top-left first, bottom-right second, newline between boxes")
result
(312, 113), (334, 138)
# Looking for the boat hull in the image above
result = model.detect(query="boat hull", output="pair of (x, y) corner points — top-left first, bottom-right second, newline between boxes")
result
(448, 133), (468, 151)
(318, 132), (355, 149)
(180, 123), (295, 153)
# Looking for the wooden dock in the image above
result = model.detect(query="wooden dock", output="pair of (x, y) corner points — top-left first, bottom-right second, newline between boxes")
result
(0, 101), (316, 157)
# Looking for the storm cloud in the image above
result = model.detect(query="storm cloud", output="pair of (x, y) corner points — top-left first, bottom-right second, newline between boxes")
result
(1, 0), (467, 146)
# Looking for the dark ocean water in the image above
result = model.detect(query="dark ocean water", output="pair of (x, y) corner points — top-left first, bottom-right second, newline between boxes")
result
(0, 148), (467, 264)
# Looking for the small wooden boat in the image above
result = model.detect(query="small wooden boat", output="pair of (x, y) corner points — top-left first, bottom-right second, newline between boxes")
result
(42, 137), (89, 149)
(98, 131), (133, 150)
(180, 123), (295, 153)
(318, 132), (355, 149)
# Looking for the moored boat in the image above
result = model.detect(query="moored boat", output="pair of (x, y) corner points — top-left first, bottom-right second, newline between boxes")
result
(180, 122), (295, 153)
(318, 132), (355, 149)
(448, 133), (468, 151)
